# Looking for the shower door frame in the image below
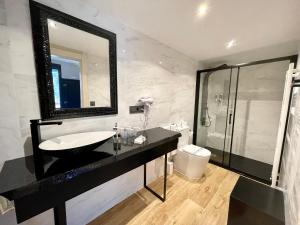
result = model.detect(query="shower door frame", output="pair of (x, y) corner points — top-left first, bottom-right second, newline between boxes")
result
(193, 55), (298, 183)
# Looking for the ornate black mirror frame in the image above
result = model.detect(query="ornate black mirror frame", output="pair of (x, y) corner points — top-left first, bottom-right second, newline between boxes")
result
(29, 0), (118, 120)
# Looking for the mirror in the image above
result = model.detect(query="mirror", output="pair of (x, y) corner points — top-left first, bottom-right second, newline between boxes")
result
(30, 1), (117, 119)
(48, 20), (111, 108)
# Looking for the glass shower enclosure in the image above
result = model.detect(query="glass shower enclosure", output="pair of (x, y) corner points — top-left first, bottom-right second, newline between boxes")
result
(194, 56), (297, 183)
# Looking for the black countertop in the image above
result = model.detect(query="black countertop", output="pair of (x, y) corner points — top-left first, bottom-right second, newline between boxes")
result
(0, 127), (180, 201)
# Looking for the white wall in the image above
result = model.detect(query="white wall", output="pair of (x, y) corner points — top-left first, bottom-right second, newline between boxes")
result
(86, 54), (110, 107)
(279, 47), (300, 225)
(52, 58), (81, 80)
(0, 0), (197, 224)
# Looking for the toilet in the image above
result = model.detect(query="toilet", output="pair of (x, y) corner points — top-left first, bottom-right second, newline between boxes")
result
(164, 124), (211, 180)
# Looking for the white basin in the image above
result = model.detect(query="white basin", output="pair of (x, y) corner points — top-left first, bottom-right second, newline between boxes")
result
(39, 131), (115, 157)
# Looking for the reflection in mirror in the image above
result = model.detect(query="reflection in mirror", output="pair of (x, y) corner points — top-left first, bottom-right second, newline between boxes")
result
(48, 19), (111, 109)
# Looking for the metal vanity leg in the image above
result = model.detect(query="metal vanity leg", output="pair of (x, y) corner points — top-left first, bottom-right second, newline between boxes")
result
(144, 153), (168, 202)
(54, 203), (67, 225)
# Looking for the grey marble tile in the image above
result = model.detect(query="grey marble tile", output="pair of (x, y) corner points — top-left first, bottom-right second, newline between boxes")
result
(280, 87), (300, 225)
(0, 0), (5, 9)
(0, 8), (6, 25)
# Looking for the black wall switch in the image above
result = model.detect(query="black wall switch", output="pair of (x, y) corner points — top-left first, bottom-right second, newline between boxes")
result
(129, 105), (144, 114)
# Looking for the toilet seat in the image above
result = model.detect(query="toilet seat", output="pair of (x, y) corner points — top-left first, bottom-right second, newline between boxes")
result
(181, 144), (211, 157)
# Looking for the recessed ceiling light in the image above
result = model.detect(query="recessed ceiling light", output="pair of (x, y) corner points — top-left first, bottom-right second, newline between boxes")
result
(159, 61), (163, 65)
(48, 20), (57, 28)
(226, 39), (237, 49)
(122, 49), (126, 53)
(197, 3), (209, 18)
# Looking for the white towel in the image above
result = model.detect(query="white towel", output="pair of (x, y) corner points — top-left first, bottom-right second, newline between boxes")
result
(0, 163), (13, 215)
(134, 135), (146, 144)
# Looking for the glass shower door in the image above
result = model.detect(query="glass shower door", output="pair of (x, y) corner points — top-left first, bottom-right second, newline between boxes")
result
(196, 68), (237, 166)
(195, 56), (296, 184)
(230, 60), (291, 182)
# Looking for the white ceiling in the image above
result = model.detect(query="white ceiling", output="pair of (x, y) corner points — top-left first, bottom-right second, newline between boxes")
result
(86, 0), (300, 61)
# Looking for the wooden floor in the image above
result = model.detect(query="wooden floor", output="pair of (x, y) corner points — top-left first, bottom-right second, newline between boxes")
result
(88, 164), (239, 225)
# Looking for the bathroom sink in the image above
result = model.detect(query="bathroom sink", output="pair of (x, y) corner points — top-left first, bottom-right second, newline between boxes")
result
(39, 131), (115, 157)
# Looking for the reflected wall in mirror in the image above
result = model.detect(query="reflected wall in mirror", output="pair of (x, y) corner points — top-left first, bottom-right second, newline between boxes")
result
(29, 1), (117, 119)
(48, 20), (111, 108)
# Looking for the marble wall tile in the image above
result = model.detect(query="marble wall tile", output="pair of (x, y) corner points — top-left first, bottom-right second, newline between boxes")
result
(86, 55), (110, 107)
(0, 0), (5, 9)
(279, 57), (300, 225)
(5, 0), (36, 76)
(66, 167), (144, 225)
(0, 0), (23, 166)
(0, 9), (6, 26)
(0, 0), (197, 224)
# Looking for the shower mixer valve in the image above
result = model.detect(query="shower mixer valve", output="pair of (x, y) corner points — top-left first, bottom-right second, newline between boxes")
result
(215, 94), (223, 104)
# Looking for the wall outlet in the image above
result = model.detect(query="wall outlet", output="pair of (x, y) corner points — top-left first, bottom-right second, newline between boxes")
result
(129, 105), (144, 114)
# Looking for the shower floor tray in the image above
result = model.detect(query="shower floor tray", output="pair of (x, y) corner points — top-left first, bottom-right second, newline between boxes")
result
(205, 146), (272, 184)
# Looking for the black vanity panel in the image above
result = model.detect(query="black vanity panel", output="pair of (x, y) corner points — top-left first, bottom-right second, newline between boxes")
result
(0, 128), (180, 223)
(228, 176), (285, 225)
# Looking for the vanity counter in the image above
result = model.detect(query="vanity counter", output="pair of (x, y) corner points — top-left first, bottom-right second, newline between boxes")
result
(0, 127), (180, 224)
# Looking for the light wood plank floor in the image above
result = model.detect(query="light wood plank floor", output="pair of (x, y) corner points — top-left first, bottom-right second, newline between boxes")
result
(88, 164), (239, 225)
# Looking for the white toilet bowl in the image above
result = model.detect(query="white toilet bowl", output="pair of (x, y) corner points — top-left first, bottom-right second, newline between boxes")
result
(174, 144), (211, 180)
(162, 124), (211, 180)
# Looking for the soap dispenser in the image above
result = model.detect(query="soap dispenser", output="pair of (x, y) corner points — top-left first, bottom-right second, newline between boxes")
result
(113, 122), (120, 151)
(113, 122), (119, 137)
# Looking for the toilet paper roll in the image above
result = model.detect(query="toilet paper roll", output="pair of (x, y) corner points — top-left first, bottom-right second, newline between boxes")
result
(0, 196), (14, 215)
(189, 131), (193, 144)
(167, 161), (174, 175)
